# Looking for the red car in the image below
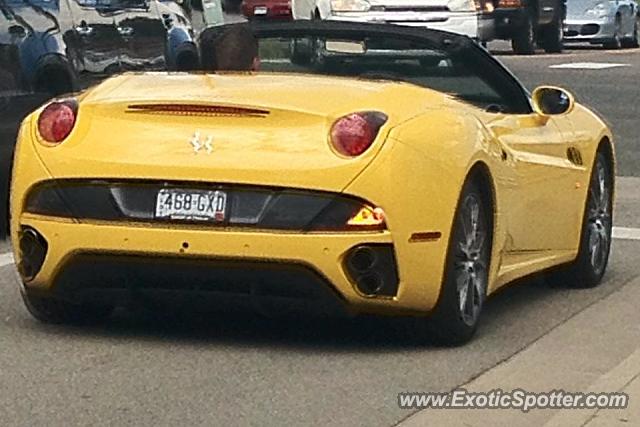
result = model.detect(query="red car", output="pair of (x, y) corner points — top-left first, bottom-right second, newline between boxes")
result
(241, 0), (292, 20)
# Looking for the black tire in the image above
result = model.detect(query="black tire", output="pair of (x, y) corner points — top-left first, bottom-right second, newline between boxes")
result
(512, 13), (536, 54)
(621, 19), (639, 48)
(549, 152), (613, 288)
(424, 179), (492, 345)
(539, 13), (564, 53)
(21, 289), (114, 325)
(604, 15), (623, 49)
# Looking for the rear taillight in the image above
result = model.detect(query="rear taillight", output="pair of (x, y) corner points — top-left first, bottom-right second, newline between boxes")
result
(347, 206), (386, 228)
(330, 111), (388, 157)
(37, 99), (78, 144)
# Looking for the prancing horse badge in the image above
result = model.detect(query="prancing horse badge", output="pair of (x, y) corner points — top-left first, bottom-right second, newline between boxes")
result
(190, 131), (213, 154)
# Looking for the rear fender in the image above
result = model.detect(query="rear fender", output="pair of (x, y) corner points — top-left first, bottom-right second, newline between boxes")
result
(343, 109), (503, 311)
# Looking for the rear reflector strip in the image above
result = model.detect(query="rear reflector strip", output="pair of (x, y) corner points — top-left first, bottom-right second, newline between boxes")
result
(126, 104), (270, 117)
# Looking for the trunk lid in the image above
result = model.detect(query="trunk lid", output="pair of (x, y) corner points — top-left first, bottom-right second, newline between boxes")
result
(34, 73), (444, 192)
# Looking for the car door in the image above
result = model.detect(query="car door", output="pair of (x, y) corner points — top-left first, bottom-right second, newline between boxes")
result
(480, 111), (583, 253)
(66, 0), (124, 74)
(115, 0), (167, 70)
(443, 43), (582, 254)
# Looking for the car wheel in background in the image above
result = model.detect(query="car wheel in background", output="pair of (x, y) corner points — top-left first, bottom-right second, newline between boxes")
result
(420, 180), (492, 345)
(512, 12), (536, 54)
(538, 13), (564, 53)
(621, 19), (639, 48)
(548, 151), (613, 288)
(603, 15), (623, 49)
(21, 289), (114, 325)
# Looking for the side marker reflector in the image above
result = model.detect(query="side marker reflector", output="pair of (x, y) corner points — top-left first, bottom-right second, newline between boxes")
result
(409, 232), (442, 242)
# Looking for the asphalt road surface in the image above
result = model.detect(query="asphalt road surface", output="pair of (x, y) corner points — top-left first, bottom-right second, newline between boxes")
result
(1, 45), (640, 426)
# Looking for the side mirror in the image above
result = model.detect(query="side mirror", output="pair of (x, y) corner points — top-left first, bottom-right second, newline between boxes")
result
(531, 86), (575, 116)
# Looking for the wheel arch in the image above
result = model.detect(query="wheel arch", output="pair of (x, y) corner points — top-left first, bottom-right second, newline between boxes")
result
(423, 160), (498, 343)
(597, 135), (616, 200)
(466, 161), (498, 287)
(466, 161), (497, 244)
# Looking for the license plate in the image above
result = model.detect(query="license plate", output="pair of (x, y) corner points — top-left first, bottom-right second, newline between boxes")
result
(155, 189), (226, 222)
(254, 6), (268, 15)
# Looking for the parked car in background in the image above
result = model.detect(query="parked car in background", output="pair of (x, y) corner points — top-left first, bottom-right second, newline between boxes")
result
(242, 0), (292, 20)
(492, 0), (566, 53)
(564, 0), (638, 48)
(291, 0), (495, 43)
(0, 0), (196, 238)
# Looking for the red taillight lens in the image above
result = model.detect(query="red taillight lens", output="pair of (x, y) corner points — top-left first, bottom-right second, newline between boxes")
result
(37, 100), (78, 144)
(330, 111), (388, 157)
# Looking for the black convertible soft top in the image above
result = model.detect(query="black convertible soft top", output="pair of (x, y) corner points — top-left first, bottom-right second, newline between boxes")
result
(198, 20), (533, 115)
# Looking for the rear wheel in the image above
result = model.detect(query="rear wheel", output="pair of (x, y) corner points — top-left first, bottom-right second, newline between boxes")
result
(423, 180), (491, 345)
(549, 151), (613, 288)
(512, 13), (536, 54)
(21, 289), (114, 325)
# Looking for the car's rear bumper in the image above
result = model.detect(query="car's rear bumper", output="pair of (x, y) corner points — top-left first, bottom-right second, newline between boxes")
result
(11, 120), (456, 317)
(563, 18), (616, 43)
(29, 250), (352, 317)
(14, 216), (437, 316)
(327, 11), (495, 41)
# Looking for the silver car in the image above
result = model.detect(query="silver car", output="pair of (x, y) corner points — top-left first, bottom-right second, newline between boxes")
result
(292, 0), (495, 43)
(565, 0), (639, 48)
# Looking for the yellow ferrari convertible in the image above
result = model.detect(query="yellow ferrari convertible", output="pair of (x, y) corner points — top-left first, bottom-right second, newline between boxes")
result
(10, 22), (614, 344)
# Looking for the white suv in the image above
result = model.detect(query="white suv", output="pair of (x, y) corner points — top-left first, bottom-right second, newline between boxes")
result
(292, 0), (495, 42)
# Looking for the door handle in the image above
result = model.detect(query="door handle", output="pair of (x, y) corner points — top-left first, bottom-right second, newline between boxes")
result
(75, 25), (94, 36)
(117, 26), (134, 37)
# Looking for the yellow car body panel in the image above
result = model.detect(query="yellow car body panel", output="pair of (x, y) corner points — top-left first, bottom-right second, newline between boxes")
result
(10, 72), (614, 315)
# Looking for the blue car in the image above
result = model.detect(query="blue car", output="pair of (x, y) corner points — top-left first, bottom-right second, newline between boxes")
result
(0, 0), (197, 237)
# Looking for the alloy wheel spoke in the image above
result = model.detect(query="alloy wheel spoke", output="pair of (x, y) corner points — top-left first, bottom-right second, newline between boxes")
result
(464, 276), (476, 318)
(457, 273), (470, 313)
(587, 159), (611, 273)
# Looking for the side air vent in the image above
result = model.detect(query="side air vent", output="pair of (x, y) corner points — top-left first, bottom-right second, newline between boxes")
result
(567, 147), (583, 166)
(126, 104), (270, 118)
